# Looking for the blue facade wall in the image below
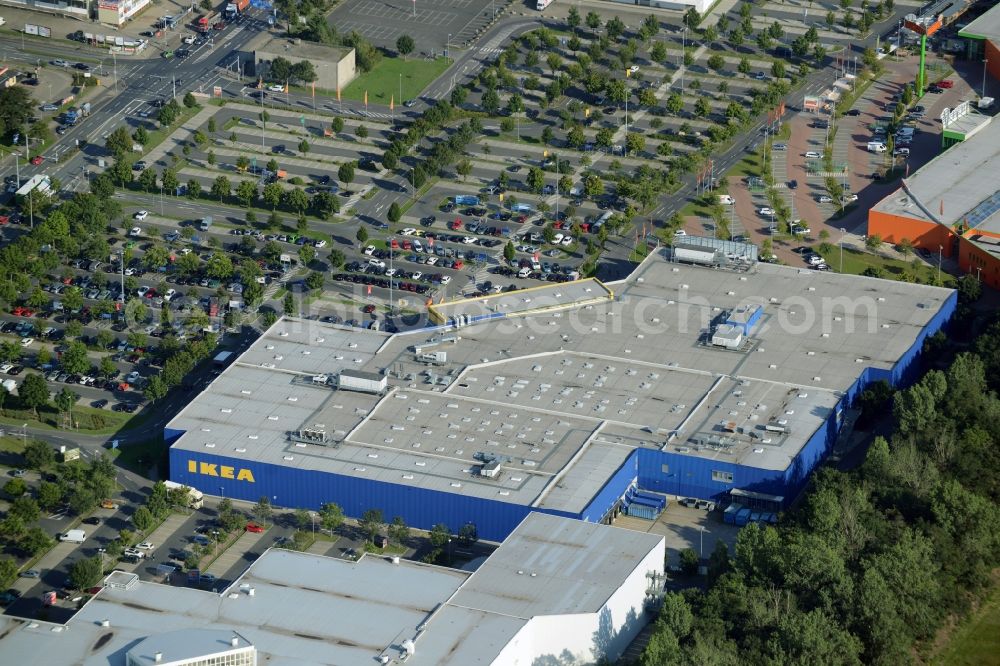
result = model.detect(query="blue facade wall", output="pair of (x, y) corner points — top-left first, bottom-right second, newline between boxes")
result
(170, 449), (575, 542)
(635, 448), (787, 503)
(579, 455), (637, 523)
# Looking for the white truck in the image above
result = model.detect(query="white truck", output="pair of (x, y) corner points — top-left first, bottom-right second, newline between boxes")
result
(60, 529), (86, 543)
(163, 480), (204, 509)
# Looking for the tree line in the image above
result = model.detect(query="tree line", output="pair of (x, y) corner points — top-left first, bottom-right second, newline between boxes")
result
(639, 317), (1000, 665)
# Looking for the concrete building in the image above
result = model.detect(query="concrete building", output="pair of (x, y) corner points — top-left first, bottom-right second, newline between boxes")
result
(0, 514), (665, 666)
(165, 250), (953, 541)
(0, 0), (151, 25)
(868, 116), (1000, 288)
(246, 34), (355, 91)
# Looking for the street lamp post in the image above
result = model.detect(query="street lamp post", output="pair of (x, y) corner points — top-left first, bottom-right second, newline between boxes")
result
(983, 59), (989, 99)
(839, 228), (846, 272)
(938, 245), (943, 283)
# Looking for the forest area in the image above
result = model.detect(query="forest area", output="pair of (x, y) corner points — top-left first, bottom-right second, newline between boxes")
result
(640, 304), (1000, 665)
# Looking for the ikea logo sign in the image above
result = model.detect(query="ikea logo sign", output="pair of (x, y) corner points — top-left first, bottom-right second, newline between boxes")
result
(188, 460), (255, 483)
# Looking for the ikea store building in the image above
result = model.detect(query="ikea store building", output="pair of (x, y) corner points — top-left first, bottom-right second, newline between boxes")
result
(167, 250), (954, 541)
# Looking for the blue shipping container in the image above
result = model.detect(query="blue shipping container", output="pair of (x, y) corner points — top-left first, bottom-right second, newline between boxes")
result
(626, 503), (658, 520)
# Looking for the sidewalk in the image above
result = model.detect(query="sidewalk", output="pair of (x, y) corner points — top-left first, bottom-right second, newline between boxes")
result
(8, 541), (77, 595)
(143, 105), (219, 167)
(204, 527), (271, 576)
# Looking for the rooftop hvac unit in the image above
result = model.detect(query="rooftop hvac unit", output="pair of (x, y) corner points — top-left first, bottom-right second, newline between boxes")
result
(480, 460), (502, 478)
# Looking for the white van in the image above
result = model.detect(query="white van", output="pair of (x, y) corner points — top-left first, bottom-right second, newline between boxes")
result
(867, 142), (887, 153)
(718, 194), (735, 205)
(517, 267), (531, 278)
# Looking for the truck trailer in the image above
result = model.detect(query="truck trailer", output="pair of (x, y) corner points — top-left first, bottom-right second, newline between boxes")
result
(163, 480), (205, 509)
(225, 0), (248, 19)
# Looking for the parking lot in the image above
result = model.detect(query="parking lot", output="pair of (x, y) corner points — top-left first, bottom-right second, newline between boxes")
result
(614, 499), (742, 567)
(327, 0), (501, 52)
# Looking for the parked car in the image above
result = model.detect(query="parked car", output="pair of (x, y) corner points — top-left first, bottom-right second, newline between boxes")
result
(246, 522), (265, 533)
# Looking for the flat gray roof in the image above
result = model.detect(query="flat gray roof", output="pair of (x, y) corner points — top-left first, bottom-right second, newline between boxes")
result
(960, 2), (1000, 41)
(128, 629), (253, 665)
(872, 118), (1000, 232)
(0, 514), (662, 666)
(169, 253), (951, 508)
(449, 513), (663, 619)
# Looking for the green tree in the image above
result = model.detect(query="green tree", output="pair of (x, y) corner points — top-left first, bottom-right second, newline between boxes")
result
(527, 167), (545, 194)
(319, 502), (344, 532)
(24, 440), (55, 469)
(387, 201), (402, 223)
(132, 505), (154, 533)
(18, 373), (49, 415)
(68, 555), (103, 589)
(666, 92), (684, 115)
(396, 34), (415, 59)
(626, 132), (646, 155)
(183, 92), (197, 108)
(679, 547), (700, 575)
(251, 496), (273, 525)
(707, 53), (725, 72)
(359, 508), (384, 543)
(137, 168), (157, 193)
(3, 478), (27, 497)
(236, 180), (258, 207)
(54, 388), (77, 416)
(211, 175), (231, 202)
(298, 139), (310, 155)
(388, 516), (410, 545)
(105, 126), (133, 158)
(738, 56), (752, 76)
(0, 557), (15, 590)
(683, 7), (700, 30)
(481, 88), (500, 115)
(338, 161), (355, 186)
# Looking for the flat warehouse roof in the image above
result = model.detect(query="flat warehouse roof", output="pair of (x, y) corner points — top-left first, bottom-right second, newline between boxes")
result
(0, 514), (663, 666)
(168, 253), (951, 509)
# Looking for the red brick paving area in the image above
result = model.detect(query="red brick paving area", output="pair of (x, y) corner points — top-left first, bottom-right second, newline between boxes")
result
(679, 52), (980, 268)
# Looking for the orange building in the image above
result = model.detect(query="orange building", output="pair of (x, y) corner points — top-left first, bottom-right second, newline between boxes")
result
(868, 115), (1000, 288)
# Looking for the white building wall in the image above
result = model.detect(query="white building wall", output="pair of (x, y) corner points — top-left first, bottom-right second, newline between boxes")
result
(491, 538), (666, 666)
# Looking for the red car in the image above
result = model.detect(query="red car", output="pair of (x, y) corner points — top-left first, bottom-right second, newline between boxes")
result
(30, 156), (44, 165)
(362, 304), (376, 314)
(213, 21), (226, 30)
(246, 523), (264, 533)
(938, 79), (954, 88)
(0, 215), (9, 225)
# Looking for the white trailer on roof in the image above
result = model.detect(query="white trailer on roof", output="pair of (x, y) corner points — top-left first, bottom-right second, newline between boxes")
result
(338, 369), (387, 395)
